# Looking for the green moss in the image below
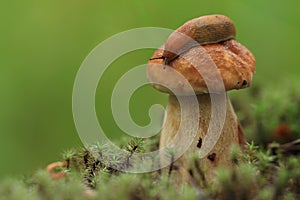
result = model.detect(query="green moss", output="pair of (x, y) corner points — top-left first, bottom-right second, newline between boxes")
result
(1, 83), (300, 199)
(1, 139), (300, 200)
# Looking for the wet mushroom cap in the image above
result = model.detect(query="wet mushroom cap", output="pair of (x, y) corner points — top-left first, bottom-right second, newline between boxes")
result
(147, 39), (256, 94)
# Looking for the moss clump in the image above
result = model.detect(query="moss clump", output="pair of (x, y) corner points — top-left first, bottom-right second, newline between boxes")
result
(1, 83), (300, 199)
(1, 139), (300, 200)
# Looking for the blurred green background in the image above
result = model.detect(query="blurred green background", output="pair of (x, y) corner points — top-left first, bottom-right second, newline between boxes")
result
(0, 0), (299, 179)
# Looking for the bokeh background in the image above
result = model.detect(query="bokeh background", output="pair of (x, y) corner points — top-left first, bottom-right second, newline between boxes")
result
(1, 0), (299, 178)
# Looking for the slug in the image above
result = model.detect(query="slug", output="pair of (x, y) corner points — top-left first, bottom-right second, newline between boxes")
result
(150, 14), (236, 67)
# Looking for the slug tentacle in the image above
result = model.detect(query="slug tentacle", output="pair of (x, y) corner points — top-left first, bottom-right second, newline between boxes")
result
(149, 56), (167, 69)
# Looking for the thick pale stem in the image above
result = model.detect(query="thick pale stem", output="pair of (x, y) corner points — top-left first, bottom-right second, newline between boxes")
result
(160, 93), (242, 184)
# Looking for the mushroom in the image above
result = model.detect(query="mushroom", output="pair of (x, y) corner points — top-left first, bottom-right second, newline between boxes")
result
(147, 39), (255, 184)
(46, 161), (67, 180)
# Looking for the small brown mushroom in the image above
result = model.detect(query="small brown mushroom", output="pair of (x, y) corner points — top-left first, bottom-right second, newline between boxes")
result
(147, 39), (255, 184)
(46, 161), (67, 180)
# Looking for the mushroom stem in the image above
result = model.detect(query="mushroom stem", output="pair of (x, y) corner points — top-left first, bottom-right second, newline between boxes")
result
(160, 93), (242, 184)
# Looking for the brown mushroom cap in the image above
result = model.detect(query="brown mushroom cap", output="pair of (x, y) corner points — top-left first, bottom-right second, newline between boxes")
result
(147, 39), (255, 94)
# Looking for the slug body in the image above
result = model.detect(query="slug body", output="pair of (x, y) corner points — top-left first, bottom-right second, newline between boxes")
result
(150, 15), (236, 66)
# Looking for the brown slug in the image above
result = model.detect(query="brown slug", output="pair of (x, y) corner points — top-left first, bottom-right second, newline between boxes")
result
(150, 14), (236, 67)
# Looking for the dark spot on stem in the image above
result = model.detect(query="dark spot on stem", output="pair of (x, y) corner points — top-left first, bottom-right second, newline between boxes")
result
(207, 153), (216, 162)
(197, 138), (202, 149)
(232, 157), (238, 165)
(172, 164), (179, 171)
(168, 154), (175, 179)
(188, 169), (194, 177)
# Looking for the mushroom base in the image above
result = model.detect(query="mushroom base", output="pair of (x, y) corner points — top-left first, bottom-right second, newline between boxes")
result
(159, 93), (244, 185)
